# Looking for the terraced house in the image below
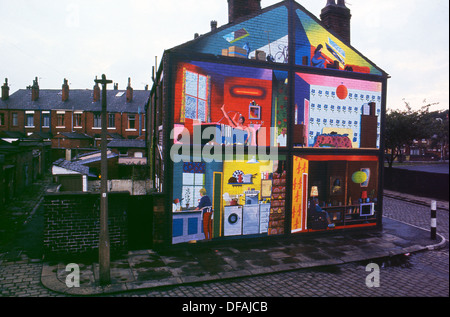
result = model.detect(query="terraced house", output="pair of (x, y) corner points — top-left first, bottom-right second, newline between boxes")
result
(147, 0), (388, 247)
(0, 77), (150, 160)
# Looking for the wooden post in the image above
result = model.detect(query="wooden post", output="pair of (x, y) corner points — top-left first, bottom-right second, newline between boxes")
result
(95, 74), (113, 285)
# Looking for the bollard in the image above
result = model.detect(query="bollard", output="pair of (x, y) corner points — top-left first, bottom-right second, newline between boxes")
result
(431, 200), (437, 240)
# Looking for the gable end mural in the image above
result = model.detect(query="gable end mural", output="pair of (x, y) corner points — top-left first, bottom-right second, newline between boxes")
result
(177, 2), (383, 76)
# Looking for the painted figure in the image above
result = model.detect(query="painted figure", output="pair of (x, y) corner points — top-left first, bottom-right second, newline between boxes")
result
(195, 188), (213, 240)
(311, 44), (328, 68)
(220, 104), (253, 145)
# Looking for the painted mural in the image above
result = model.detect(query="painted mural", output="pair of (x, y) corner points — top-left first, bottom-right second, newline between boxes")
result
(171, 155), (287, 244)
(295, 9), (382, 75)
(181, 3), (382, 75)
(294, 73), (382, 149)
(191, 5), (289, 64)
(173, 60), (289, 147)
(291, 155), (379, 233)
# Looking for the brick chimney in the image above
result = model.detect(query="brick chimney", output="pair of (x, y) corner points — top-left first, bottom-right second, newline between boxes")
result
(126, 77), (133, 103)
(31, 77), (39, 101)
(228, 0), (261, 23)
(93, 76), (100, 102)
(62, 78), (69, 102)
(320, 0), (352, 44)
(211, 20), (218, 31)
(1, 78), (9, 101)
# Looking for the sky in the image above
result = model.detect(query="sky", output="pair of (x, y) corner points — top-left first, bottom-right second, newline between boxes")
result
(0, 0), (448, 112)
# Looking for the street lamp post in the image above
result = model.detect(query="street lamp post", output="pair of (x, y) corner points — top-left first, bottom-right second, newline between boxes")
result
(95, 74), (113, 285)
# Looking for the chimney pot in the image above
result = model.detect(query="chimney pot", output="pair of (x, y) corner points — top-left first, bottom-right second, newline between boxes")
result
(337, 0), (347, 7)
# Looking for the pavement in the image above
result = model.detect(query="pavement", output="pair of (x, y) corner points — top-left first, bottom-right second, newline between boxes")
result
(39, 191), (448, 296)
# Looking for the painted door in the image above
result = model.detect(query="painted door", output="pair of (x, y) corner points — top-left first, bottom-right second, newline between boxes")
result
(291, 156), (309, 232)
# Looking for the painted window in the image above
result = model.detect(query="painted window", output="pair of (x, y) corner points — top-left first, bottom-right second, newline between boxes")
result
(184, 70), (208, 122)
(181, 172), (205, 208)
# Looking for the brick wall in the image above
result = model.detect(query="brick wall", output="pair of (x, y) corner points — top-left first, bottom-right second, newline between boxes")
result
(43, 191), (129, 260)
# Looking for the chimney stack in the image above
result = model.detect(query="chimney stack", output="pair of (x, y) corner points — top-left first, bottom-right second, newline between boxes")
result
(126, 77), (133, 103)
(31, 77), (39, 101)
(320, 0), (351, 44)
(1, 78), (9, 101)
(62, 78), (69, 101)
(228, 0), (261, 23)
(93, 76), (101, 102)
(211, 20), (217, 31)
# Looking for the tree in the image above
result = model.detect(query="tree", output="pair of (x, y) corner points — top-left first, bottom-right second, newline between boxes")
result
(384, 100), (437, 168)
(429, 109), (449, 161)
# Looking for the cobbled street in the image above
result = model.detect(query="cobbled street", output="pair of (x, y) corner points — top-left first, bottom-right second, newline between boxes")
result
(0, 196), (448, 297)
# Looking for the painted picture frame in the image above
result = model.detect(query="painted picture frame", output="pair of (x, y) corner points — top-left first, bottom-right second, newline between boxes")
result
(249, 104), (261, 120)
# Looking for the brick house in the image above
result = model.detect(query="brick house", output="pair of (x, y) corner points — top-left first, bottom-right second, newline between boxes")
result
(0, 77), (150, 161)
(146, 0), (388, 247)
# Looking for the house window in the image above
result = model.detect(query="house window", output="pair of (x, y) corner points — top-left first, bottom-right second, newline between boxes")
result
(184, 70), (209, 122)
(0, 113), (4, 126)
(42, 113), (50, 127)
(12, 113), (18, 126)
(57, 113), (65, 127)
(26, 114), (34, 127)
(108, 114), (115, 128)
(74, 113), (82, 127)
(128, 115), (136, 130)
(181, 162), (205, 208)
(94, 113), (101, 128)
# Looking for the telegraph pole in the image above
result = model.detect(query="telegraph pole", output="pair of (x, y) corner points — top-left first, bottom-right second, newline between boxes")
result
(95, 74), (113, 285)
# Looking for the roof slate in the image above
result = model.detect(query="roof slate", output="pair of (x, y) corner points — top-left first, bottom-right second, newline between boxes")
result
(0, 89), (150, 113)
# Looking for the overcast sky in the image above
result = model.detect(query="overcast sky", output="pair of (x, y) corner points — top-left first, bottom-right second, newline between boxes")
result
(0, 0), (448, 112)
